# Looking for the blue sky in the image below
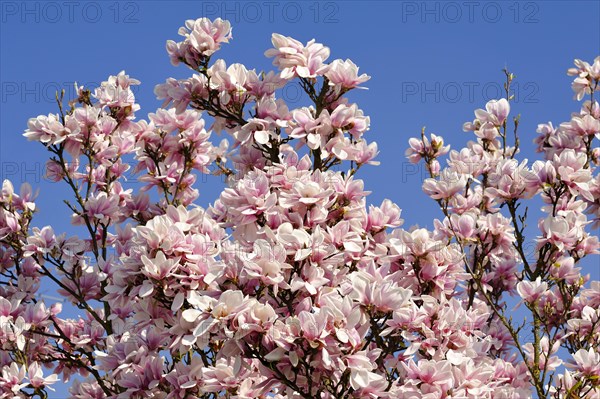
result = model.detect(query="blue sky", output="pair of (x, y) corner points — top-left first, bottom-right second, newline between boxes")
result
(1, 1), (599, 397)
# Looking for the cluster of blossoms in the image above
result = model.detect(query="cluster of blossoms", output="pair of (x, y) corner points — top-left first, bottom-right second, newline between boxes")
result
(155, 19), (375, 175)
(406, 58), (600, 398)
(1, 17), (599, 399)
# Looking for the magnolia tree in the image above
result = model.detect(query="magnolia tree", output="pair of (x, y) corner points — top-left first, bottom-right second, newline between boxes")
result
(0, 17), (599, 399)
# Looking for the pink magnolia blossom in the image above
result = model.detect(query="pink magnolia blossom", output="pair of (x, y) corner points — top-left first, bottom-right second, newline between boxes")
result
(325, 59), (371, 89)
(567, 348), (600, 378)
(265, 33), (330, 79)
(167, 17), (232, 68)
(517, 277), (548, 303)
